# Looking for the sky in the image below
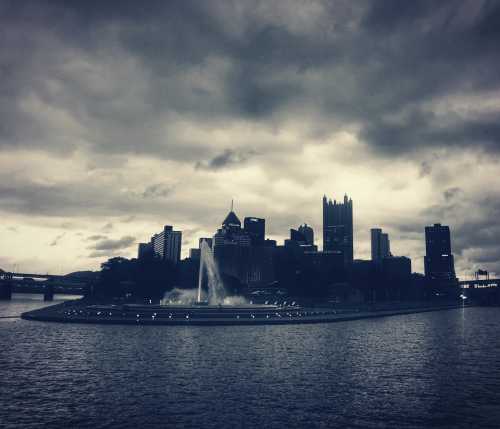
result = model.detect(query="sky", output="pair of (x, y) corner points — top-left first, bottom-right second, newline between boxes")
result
(1, 0), (500, 278)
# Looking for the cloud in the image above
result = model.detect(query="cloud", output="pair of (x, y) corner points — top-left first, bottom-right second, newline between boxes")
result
(141, 183), (174, 199)
(1, 1), (500, 276)
(195, 149), (257, 170)
(90, 235), (136, 251)
(87, 234), (107, 241)
(443, 187), (463, 201)
(101, 223), (113, 232)
(1, 0), (500, 163)
(50, 232), (66, 246)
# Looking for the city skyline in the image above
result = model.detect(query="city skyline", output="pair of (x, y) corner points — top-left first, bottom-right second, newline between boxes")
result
(0, 193), (495, 279)
(1, 1), (500, 278)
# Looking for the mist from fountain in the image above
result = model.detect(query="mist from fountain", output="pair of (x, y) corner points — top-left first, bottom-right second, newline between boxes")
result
(197, 240), (226, 304)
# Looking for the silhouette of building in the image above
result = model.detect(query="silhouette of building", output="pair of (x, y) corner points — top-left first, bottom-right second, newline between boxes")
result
(298, 224), (314, 245)
(381, 256), (411, 300)
(212, 206), (273, 289)
(371, 228), (391, 263)
(424, 223), (458, 295)
(151, 225), (182, 264)
(290, 228), (306, 243)
(137, 242), (153, 259)
(244, 217), (265, 245)
(189, 248), (201, 260)
(213, 208), (251, 248)
(323, 194), (353, 265)
(285, 228), (318, 253)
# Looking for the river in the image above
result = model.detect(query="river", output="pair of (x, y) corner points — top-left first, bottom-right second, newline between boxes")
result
(1, 297), (499, 428)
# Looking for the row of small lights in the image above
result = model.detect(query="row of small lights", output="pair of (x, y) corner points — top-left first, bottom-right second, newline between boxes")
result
(64, 309), (337, 320)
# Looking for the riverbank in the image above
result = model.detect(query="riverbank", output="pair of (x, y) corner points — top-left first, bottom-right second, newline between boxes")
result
(21, 299), (469, 326)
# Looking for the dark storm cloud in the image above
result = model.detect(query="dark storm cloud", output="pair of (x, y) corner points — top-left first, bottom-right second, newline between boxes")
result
(1, 0), (499, 159)
(90, 235), (135, 251)
(195, 149), (257, 171)
(141, 183), (174, 199)
(2, 0), (500, 273)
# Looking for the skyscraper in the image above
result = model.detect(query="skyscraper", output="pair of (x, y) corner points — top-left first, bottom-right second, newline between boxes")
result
(290, 228), (307, 243)
(298, 224), (314, 245)
(151, 225), (182, 263)
(424, 223), (457, 292)
(371, 228), (391, 263)
(323, 194), (353, 264)
(244, 217), (265, 245)
(213, 208), (251, 248)
(137, 242), (153, 259)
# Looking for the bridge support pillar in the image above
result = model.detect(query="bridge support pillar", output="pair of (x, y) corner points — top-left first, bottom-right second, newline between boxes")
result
(44, 284), (54, 301)
(0, 281), (13, 300)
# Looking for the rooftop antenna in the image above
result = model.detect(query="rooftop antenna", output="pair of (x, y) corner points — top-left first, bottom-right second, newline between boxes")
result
(231, 198), (234, 212)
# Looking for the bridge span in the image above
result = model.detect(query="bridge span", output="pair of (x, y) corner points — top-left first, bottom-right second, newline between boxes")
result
(0, 271), (94, 300)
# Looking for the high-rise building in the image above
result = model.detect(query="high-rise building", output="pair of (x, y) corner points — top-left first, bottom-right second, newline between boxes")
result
(211, 207), (265, 289)
(424, 223), (457, 289)
(244, 217), (265, 245)
(323, 194), (353, 264)
(189, 248), (201, 260)
(298, 224), (314, 245)
(213, 208), (251, 248)
(371, 228), (391, 263)
(285, 228), (318, 253)
(151, 225), (182, 263)
(137, 242), (153, 259)
(290, 228), (306, 243)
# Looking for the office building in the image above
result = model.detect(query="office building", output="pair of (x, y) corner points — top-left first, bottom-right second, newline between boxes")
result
(298, 224), (314, 246)
(189, 248), (201, 260)
(244, 217), (265, 245)
(371, 228), (391, 263)
(424, 223), (457, 291)
(323, 194), (353, 265)
(137, 242), (153, 260)
(151, 225), (182, 264)
(213, 209), (251, 248)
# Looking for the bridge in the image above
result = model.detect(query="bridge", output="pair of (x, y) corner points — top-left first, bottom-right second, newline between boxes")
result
(459, 278), (500, 288)
(459, 269), (500, 289)
(0, 271), (94, 300)
(459, 270), (499, 306)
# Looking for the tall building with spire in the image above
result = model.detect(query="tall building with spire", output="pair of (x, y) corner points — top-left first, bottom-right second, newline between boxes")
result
(213, 202), (251, 247)
(323, 194), (353, 265)
(212, 202), (273, 289)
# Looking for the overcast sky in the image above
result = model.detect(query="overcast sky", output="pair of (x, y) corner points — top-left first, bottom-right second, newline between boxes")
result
(1, 0), (500, 277)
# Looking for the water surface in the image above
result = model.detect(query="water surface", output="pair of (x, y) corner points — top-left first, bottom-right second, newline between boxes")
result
(1, 299), (499, 428)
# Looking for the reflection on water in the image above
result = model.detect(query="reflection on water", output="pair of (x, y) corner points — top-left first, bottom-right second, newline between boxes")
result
(1, 300), (499, 429)
(0, 294), (82, 318)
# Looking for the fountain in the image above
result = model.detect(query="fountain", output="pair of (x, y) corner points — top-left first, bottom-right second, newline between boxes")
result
(197, 239), (225, 304)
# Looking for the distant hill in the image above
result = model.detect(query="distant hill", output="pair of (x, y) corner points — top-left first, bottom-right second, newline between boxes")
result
(63, 271), (99, 280)
(0, 267), (4, 273)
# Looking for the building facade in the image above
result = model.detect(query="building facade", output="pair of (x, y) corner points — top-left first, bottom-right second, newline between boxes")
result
(298, 224), (314, 246)
(323, 194), (353, 265)
(371, 228), (391, 263)
(424, 223), (457, 293)
(137, 242), (153, 259)
(243, 217), (265, 245)
(151, 225), (182, 264)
